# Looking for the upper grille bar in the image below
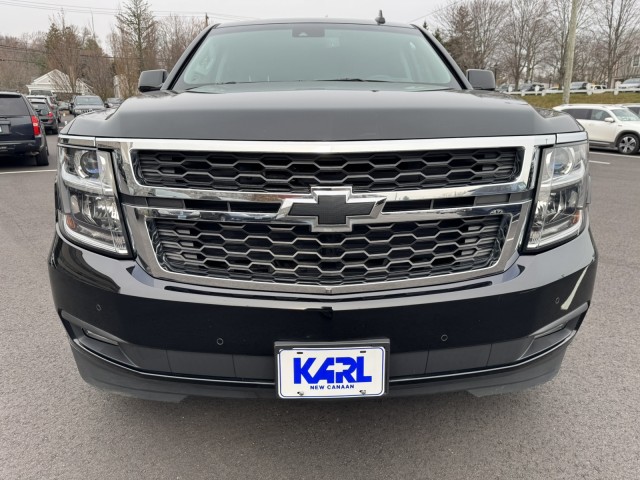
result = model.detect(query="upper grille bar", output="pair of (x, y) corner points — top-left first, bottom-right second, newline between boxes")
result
(99, 136), (552, 202)
(133, 147), (523, 193)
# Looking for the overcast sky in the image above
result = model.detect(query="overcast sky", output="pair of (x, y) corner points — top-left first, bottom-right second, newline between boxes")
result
(1, 0), (451, 41)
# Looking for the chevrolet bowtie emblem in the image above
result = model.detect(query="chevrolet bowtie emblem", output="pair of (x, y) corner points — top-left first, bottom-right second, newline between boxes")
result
(277, 188), (386, 232)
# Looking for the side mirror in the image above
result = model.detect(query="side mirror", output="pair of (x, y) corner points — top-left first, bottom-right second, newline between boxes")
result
(138, 69), (168, 93)
(467, 69), (496, 91)
(604, 117), (615, 123)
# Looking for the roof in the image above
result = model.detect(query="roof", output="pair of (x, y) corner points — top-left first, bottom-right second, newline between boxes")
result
(215, 17), (415, 29)
(555, 104), (635, 108)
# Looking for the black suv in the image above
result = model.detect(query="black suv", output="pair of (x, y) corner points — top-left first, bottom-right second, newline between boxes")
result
(0, 92), (49, 166)
(49, 19), (597, 401)
(70, 95), (105, 116)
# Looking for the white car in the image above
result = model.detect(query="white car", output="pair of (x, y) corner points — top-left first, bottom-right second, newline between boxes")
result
(618, 78), (640, 92)
(554, 104), (640, 154)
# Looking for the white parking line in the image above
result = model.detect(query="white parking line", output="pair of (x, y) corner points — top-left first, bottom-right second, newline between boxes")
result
(0, 169), (56, 175)
(589, 160), (611, 165)
(589, 151), (636, 158)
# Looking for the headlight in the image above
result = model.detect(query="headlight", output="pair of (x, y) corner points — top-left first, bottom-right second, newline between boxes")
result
(57, 146), (129, 255)
(527, 141), (589, 250)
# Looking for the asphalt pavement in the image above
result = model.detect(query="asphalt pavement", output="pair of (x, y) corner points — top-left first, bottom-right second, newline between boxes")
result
(1, 136), (639, 479)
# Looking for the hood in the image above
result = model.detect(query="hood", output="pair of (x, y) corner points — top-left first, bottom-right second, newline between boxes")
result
(65, 86), (581, 141)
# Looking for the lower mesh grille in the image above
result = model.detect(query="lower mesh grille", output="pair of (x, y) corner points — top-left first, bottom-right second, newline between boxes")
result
(150, 216), (509, 286)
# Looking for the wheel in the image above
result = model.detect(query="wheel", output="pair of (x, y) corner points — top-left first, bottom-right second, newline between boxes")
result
(36, 145), (49, 166)
(51, 122), (59, 134)
(616, 133), (639, 155)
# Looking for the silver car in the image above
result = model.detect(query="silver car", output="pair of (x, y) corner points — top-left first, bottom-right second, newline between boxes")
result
(618, 78), (640, 92)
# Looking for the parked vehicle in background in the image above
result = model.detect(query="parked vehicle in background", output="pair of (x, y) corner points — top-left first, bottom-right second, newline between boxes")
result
(554, 104), (640, 154)
(0, 91), (49, 165)
(520, 82), (545, 92)
(28, 99), (59, 134)
(70, 95), (106, 116)
(592, 84), (607, 94)
(569, 81), (589, 92)
(618, 78), (640, 92)
(497, 83), (514, 92)
(57, 101), (70, 112)
(621, 104), (640, 116)
(105, 97), (124, 108)
(27, 94), (60, 122)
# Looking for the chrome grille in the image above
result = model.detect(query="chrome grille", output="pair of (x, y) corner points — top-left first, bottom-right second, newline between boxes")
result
(134, 148), (523, 193)
(150, 215), (509, 286)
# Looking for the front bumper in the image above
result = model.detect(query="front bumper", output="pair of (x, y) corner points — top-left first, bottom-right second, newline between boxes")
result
(49, 227), (597, 400)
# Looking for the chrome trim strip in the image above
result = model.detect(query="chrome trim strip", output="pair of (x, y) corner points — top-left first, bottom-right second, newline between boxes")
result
(58, 134), (96, 148)
(97, 135), (556, 153)
(124, 202), (529, 294)
(556, 132), (588, 144)
(99, 135), (553, 201)
(126, 201), (527, 227)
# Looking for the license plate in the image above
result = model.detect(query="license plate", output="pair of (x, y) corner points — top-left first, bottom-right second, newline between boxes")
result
(276, 340), (389, 399)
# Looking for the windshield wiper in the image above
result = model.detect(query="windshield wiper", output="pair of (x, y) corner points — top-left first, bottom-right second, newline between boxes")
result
(183, 82), (256, 91)
(311, 78), (392, 82)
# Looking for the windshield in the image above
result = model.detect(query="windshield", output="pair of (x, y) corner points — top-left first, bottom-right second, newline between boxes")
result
(622, 78), (640, 84)
(174, 23), (458, 91)
(611, 109), (640, 121)
(76, 96), (102, 105)
(32, 104), (50, 114)
(0, 95), (29, 115)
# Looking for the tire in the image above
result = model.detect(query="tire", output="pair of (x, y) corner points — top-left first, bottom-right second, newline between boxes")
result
(51, 123), (59, 135)
(616, 133), (639, 155)
(36, 145), (49, 166)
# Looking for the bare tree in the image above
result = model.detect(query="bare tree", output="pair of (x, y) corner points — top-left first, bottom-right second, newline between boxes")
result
(438, 4), (475, 71)
(0, 34), (45, 92)
(437, 0), (505, 72)
(111, 0), (158, 98)
(115, 0), (158, 72)
(468, 0), (506, 69)
(547, 0), (593, 83)
(500, 0), (551, 88)
(81, 33), (114, 100)
(157, 15), (202, 72)
(594, 0), (640, 85)
(44, 13), (85, 94)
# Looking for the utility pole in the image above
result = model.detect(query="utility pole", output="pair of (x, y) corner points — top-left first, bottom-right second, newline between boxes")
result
(562, 0), (579, 104)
